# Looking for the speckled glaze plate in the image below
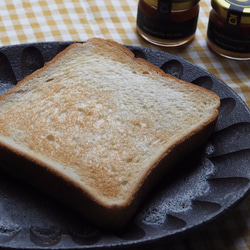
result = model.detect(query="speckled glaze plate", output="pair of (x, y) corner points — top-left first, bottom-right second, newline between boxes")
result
(0, 41), (250, 249)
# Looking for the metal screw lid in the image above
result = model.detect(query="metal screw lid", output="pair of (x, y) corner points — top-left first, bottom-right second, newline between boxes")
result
(211, 0), (250, 24)
(143, 0), (199, 11)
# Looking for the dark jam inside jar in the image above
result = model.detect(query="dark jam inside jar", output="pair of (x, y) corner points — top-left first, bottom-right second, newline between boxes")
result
(207, 0), (250, 59)
(136, 0), (200, 47)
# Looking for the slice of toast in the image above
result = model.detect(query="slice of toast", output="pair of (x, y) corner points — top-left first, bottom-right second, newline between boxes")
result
(0, 38), (220, 228)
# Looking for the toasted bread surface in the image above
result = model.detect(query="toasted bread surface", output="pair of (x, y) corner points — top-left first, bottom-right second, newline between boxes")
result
(0, 38), (220, 228)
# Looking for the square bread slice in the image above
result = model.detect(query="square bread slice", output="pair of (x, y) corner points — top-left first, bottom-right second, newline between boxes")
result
(0, 38), (220, 228)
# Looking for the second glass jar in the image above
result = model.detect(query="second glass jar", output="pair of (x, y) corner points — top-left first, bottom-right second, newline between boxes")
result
(136, 0), (200, 47)
(207, 0), (250, 60)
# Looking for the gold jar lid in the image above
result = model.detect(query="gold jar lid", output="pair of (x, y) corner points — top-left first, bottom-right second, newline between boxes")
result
(143, 0), (199, 11)
(212, 0), (250, 24)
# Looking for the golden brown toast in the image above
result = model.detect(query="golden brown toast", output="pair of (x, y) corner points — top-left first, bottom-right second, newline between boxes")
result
(0, 38), (220, 228)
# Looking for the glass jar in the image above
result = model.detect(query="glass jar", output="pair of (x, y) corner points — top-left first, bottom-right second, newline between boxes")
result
(207, 0), (250, 60)
(136, 0), (200, 47)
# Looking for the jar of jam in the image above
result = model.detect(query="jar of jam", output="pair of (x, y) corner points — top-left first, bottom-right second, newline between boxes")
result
(136, 0), (200, 47)
(207, 0), (250, 59)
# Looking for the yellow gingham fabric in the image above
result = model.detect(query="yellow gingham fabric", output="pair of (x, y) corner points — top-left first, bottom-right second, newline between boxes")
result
(0, 1), (250, 249)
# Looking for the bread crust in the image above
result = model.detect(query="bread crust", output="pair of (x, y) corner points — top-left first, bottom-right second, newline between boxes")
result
(0, 38), (220, 228)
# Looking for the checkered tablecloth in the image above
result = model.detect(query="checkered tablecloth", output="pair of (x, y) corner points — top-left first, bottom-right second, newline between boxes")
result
(0, 1), (250, 249)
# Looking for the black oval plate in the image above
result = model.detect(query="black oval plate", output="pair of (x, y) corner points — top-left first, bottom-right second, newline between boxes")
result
(0, 42), (250, 249)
